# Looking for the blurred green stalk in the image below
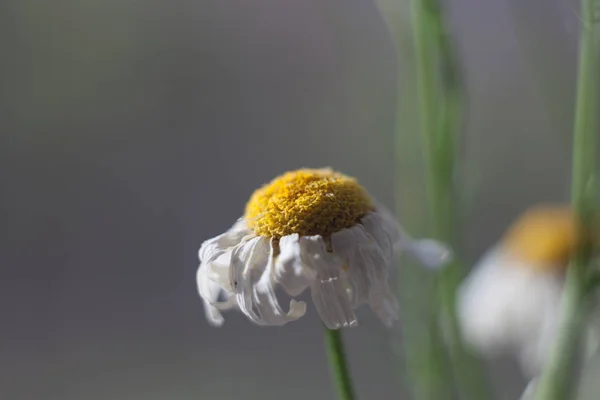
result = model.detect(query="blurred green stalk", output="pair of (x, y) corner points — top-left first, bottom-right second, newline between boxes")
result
(409, 0), (454, 398)
(410, 0), (490, 398)
(533, 0), (599, 398)
(324, 328), (356, 400)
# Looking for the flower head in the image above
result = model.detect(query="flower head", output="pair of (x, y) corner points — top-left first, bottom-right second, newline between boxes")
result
(197, 168), (452, 329)
(501, 206), (580, 270)
(457, 204), (598, 376)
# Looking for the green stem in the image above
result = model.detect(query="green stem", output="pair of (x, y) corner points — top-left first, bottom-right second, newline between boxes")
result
(410, 1), (455, 398)
(324, 327), (356, 400)
(533, 0), (600, 398)
(412, 0), (491, 399)
(381, 9), (452, 400)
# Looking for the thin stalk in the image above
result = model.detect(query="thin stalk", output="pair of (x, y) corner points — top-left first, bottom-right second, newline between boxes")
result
(412, 0), (490, 399)
(435, 17), (490, 400)
(411, 0), (455, 398)
(533, 0), (600, 398)
(324, 327), (356, 400)
(378, 5), (452, 399)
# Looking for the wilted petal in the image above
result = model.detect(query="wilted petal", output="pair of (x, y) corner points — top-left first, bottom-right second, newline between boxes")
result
(230, 236), (270, 325)
(332, 225), (398, 326)
(370, 200), (404, 248)
(402, 238), (453, 270)
(331, 227), (369, 306)
(275, 234), (315, 297)
(252, 239), (307, 325)
(361, 213), (395, 260)
(196, 263), (236, 326)
(199, 219), (251, 264)
(457, 248), (563, 373)
(368, 202), (453, 269)
(301, 237), (357, 329)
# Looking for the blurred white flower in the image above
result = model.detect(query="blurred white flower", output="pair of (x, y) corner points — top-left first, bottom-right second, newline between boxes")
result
(458, 205), (600, 377)
(197, 168), (452, 329)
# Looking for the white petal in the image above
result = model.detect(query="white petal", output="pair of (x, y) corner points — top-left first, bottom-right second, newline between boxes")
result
(198, 218), (250, 264)
(334, 240), (368, 309)
(457, 251), (521, 353)
(520, 291), (600, 377)
(275, 234), (315, 296)
(230, 236), (271, 325)
(302, 236), (357, 329)
(332, 225), (399, 326)
(360, 213), (394, 260)
(252, 239), (307, 325)
(457, 248), (563, 372)
(368, 284), (399, 327)
(196, 263), (236, 326)
(204, 252), (233, 288)
(330, 224), (365, 252)
(205, 234), (256, 293)
(367, 203), (453, 269)
(369, 201), (404, 247)
(402, 238), (453, 270)
(518, 305), (561, 377)
(331, 227), (371, 304)
(311, 280), (358, 329)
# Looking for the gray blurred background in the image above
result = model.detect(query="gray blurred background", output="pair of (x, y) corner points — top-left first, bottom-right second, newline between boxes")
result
(1, 0), (596, 399)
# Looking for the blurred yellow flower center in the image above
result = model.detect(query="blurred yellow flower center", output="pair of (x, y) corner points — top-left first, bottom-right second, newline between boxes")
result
(502, 205), (581, 271)
(244, 168), (374, 239)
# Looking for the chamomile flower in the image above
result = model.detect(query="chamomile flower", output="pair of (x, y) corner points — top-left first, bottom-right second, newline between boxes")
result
(197, 168), (452, 329)
(457, 205), (600, 377)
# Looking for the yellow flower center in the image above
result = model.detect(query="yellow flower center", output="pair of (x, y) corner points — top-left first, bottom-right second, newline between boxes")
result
(502, 205), (581, 271)
(244, 168), (374, 239)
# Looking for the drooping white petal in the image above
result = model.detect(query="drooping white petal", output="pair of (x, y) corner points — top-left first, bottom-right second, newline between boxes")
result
(198, 219), (251, 264)
(458, 250), (530, 353)
(201, 251), (239, 292)
(196, 263), (236, 326)
(518, 308), (559, 377)
(331, 227), (370, 307)
(252, 239), (307, 325)
(332, 224), (399, 327)
(230, 236), (271, 325)
(299, 236), (358, 329)
(402, 238), (453, 270)
(519, 292), (600, 378)
(367, 204), (452, 269)
(311, 279), (358, 329)
(204, 251), (231, 282)
(360, 213), (395, 260)
(369, 200), (404, 248)
(275, 234), (316, 296)
(457, 248), (563, 375)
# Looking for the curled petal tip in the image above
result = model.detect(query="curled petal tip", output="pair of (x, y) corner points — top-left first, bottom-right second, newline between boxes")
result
(407, 239), (454, 269)
(207, 318), (225, 328)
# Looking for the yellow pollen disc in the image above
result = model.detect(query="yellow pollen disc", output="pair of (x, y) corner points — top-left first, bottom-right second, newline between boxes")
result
(501, 205), (581, 271)
(244, 168), (374, 239)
